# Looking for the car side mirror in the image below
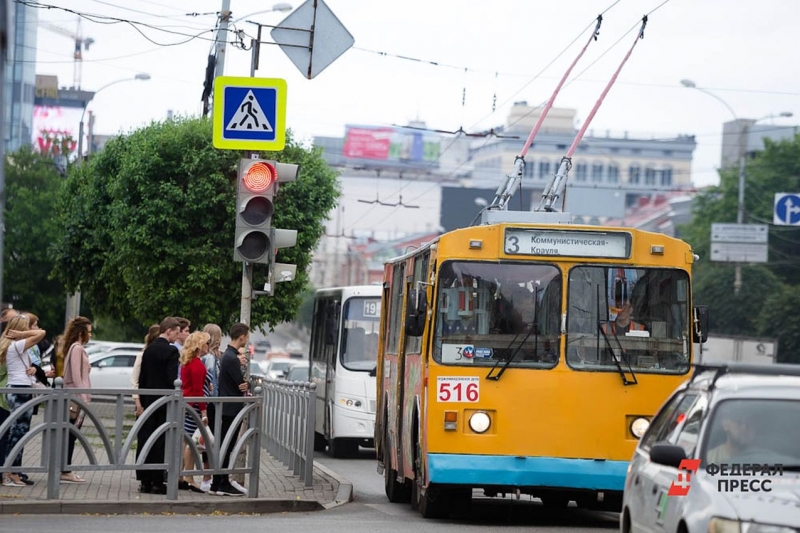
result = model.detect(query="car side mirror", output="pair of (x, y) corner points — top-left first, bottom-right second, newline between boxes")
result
(692, 305), (709, 344)
(649, 442), (687, 468)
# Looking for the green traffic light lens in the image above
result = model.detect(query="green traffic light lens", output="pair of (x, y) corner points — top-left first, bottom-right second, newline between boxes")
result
(237, 232), (269, 261)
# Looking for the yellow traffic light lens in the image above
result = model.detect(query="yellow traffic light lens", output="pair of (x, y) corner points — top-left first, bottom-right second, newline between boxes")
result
(240, 196), (273, 226)
(243, 162), (276, 192)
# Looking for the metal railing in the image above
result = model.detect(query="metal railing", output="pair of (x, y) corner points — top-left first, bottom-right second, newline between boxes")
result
(0, 377), (319, 498)
(262, 379), (316, 486)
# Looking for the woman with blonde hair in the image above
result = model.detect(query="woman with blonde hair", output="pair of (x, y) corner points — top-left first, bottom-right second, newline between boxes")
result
(59, 316), (93, 484)
(179, 331), (210, 492)
(0, 313), (46, 487)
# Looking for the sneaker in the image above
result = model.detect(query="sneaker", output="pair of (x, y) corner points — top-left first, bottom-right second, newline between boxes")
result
(2, 476), (25, 487)
(215, 483), (244, 496)
(229, 479), (248, 494)
(59, 473), (87, 484)
(200, 480), (212, 493)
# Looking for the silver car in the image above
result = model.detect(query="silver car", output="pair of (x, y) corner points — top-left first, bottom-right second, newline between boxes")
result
(621, 363), (800, 533)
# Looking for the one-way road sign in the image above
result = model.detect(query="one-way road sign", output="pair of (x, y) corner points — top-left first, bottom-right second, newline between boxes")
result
(213, 76), (287, 151)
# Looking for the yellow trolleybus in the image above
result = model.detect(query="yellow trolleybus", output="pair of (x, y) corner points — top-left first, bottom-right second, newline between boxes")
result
(375, 212), (709, 518)
(376, 14), (708, 518)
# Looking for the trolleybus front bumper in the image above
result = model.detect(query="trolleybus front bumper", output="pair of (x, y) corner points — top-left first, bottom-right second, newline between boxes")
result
(428, 453), (627, 491)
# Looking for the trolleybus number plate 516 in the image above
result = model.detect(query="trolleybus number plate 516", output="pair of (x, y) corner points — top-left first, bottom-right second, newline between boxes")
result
(437, 377), (479, 403)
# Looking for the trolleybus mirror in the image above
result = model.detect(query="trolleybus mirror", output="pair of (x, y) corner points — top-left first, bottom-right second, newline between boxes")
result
(692, 305), (709, 344)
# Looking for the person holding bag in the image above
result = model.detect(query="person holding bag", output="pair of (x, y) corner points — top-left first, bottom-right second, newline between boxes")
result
(59, 316), (93, 484)
(0, 314), (46, 487)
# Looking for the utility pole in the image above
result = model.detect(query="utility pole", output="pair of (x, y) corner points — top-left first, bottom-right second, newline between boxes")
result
(214, 1), (232, 84)
(734, 121), (748, 295)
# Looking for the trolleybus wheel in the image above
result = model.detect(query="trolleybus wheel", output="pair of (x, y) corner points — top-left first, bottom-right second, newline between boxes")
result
(383, 428), (411, 503)
(412, 440), (450, 519)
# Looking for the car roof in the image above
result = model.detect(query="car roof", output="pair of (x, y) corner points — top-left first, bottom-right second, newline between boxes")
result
(683, 363), (800, 400)
(89, 350), (141, 362)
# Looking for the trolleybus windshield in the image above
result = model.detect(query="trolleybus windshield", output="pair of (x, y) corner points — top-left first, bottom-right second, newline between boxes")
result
(566, 266), (690, 374)
(433, 261), (561, 368)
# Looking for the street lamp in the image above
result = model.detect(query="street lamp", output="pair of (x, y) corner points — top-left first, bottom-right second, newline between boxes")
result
(76, 73), (151, 164)
(681, 78), (792, 295)
(66, 73), (151, 325)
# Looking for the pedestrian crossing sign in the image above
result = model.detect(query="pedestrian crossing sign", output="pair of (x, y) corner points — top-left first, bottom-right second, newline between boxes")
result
(212, 76), (287, 151)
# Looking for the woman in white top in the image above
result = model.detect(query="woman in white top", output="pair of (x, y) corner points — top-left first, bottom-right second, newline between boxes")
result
(0, 314), (46, 487)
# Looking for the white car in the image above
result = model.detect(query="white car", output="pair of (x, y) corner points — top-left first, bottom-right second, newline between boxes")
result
(621, 363), (800, 533)
(88, 350), (141, 389)
(285, 361), (310, 382)
(265, 357), (295, 380)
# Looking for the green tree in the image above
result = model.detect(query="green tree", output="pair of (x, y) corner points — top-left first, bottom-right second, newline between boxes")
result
(681, 133), (800, 357)
(3, 146), (66, 334)
(51, 117), (340, 332)
(691, 263), (782, 335)
(756, 285), (800, 364)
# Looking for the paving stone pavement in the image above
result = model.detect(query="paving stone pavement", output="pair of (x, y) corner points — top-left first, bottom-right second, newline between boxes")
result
(0, 408), (352, 515)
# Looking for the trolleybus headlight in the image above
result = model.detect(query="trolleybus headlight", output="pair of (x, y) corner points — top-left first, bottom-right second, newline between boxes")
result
(630, 417), (650, 439)
(468, 412), (491, 434)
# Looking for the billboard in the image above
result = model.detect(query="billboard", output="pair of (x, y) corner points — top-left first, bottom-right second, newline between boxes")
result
(342, 125), (440, 163)
(32, 105), (82, 157)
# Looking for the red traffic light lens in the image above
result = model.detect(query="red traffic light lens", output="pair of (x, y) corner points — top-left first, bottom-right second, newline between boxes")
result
(243, 162), (276, 193)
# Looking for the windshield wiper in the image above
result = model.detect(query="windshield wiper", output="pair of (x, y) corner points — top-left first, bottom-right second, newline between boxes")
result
(487, 286), (541, 381)
(485, 325), (537, 381)
(596, 284), (637, 386)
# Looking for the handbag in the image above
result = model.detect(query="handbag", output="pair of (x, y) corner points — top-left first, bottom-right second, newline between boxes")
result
(69, 400), (81, 421)
(192, 427), (214, 451)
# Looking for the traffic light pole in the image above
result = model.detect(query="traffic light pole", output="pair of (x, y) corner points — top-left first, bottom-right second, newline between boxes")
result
(239, 31), (262, 328)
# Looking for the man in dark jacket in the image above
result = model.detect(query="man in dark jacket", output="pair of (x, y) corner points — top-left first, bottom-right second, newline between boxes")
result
(210, 322), (250, 496)
(136, 316), (181, 495)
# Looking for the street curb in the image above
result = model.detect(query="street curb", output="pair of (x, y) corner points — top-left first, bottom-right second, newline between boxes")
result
(0, 498), (323, 515)
(313, 461), (353, 509)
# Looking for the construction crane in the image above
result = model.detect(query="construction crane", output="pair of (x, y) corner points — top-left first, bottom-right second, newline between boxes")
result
(40, 19), (94, 90)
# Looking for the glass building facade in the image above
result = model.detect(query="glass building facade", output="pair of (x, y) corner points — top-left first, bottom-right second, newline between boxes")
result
(4, 2), (36, 152)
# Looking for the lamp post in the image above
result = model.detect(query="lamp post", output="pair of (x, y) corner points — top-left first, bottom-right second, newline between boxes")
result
(65, 73), (151, 325)
(75, 73), (151, 164)
(680, 79), (792, 294)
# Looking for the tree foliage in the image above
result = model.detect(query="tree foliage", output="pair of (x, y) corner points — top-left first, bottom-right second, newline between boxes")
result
(51, 117), (340, 332)
(3, 146), (66, 334)
(681, 133), (800, 362)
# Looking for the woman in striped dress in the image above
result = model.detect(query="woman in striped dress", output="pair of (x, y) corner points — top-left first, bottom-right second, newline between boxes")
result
(179, 331), (210, 492)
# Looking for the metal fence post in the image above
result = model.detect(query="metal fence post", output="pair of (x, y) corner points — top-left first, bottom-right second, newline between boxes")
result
(304, 383), (316, 486)
(166, 380), (183, 501)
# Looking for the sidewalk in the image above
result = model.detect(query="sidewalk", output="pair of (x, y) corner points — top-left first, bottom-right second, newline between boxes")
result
(0, 439), (352, 515)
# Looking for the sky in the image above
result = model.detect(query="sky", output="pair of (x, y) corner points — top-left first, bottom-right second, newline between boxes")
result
(32, 0), (800, 220)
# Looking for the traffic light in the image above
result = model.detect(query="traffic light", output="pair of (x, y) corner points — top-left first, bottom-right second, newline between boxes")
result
(234, 158), (299, 264)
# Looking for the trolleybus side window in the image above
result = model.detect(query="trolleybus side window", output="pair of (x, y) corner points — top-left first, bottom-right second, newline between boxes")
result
(433, 260), (560, 368)
(387, 264), (404, 355)
(566, 266), (690, 374)
(405, 253), (429, 354)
